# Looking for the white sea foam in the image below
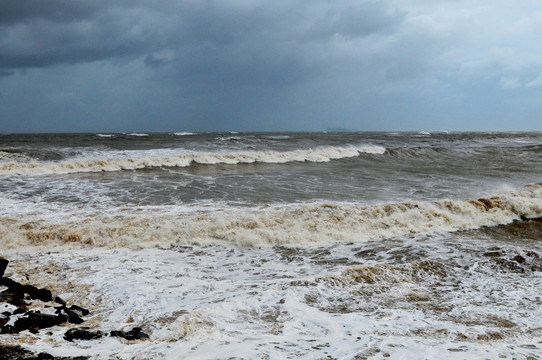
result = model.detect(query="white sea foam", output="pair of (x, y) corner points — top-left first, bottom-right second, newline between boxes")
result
(1, 184), (540, 250)
(96, 134), (115, 138)
(0, 150), (31, 162)
(0, 145), (386, 175)
(264, 135), (290, 140)
(173, 132), (196, 136)
(126, 133), (149, 137)
(4, 234), (542, 359)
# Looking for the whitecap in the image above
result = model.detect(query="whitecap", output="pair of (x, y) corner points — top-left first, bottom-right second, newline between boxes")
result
(173, 132), (196, 136)
(0, 145), (386, 176)
(2, 183), (540, 249)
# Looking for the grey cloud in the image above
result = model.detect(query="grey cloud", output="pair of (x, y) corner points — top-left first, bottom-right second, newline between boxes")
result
(0, 70), (14, 77)
(0, 1), (405, 73)
(0, 0), (105, 25)
(2, 0), (541, 133)
(162, 1), (406, 91)
(306, 1), (405, 41)
(0, 5), (165, 70)
(144, 54), (167, 69)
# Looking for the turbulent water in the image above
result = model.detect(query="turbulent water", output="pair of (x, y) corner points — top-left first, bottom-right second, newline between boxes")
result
(1, 131), (541, 359)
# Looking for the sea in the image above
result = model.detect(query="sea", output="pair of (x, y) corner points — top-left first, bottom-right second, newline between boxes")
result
(0, 131), (541, 359)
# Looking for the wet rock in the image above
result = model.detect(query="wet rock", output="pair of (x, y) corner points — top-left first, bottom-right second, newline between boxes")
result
(55, 306), (84, 325)
(0, 315), (8, 327)
(64, 309), (84, 324)
(0, 344), (88, 359)
(23, 284), (53, 302)
(54, 304), (90, 324)
(0, 277), (52, 303)
(0, 257), (8, 277)
(7, 311), (68, 334)
(64, 327), (103, 342)
(0, 286), (26, 307)
(0, 276), (22, 289)
(36, 353), (54, 360)
(54, 296), (66, 306)
(69, 305), (90, 316)
(13, 307), (27, 315)
(110, 327), (150, 340)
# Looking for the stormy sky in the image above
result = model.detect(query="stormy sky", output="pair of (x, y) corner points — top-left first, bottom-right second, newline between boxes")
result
(1, 0), (542, 133)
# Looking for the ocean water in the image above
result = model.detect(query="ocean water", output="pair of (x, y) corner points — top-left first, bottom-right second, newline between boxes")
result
(1, 131), (541, 359)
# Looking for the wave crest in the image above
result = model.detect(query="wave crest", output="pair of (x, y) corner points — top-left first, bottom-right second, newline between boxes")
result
(2, 184), (541, 249)
(0, 145), (385, 175)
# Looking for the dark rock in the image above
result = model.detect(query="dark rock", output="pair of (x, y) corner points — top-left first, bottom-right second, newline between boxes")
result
(69, 305), (90, 316)
(54, 305), (88, 324)
(0, 344), (88, 359)
(110, 327), (150, 340)
(37, 353), (54, 360)
(64, 327), (103, 342)
(63, 308), (84, 324)
(54, 296), (66, 305)
(0, 316), (8, 327)
(23, 284), (53, 302)
(0, 277), (52, 304)
(0, 345), (34, 359)
(0, 257), (8, 277)
(0, 286), (26, 307)
(9, 311), (68, 334)
(0, 276), (21, 288)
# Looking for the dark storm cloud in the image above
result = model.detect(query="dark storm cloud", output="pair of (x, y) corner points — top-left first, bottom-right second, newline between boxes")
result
(4, 0), (539, 133)
(0, 0), (104, 25)
(0, 1), (163, 69)
(0, 0), (406, 80)
(162, 1), (406, 91)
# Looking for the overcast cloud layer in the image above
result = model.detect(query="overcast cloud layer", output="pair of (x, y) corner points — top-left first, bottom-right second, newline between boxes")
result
(1, 0), (542, 133)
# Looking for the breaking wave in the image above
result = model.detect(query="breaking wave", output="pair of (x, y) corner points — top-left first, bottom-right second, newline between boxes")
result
(2, 184), (541, 249)
(0, 145), (386, 175)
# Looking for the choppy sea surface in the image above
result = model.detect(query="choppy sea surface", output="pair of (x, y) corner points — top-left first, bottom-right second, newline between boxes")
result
(1, 131), (541, 359)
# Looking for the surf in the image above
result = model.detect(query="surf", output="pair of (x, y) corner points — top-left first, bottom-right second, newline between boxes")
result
(2, 183), (540, 249)
(0, 145), (386, 176)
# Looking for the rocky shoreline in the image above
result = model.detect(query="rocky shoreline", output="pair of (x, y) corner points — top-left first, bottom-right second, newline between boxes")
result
(0, 257), (149, 359)
(0, 344), (88, 360)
